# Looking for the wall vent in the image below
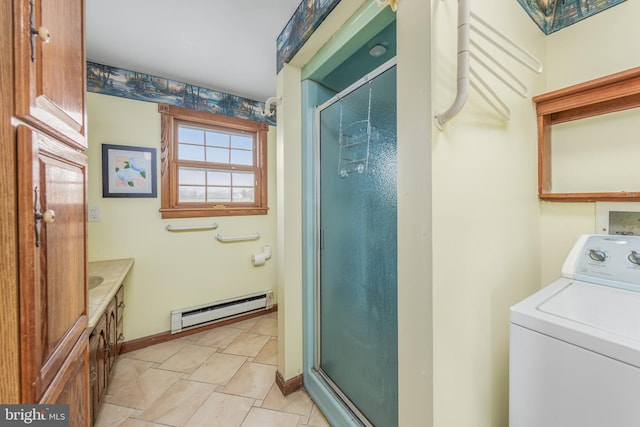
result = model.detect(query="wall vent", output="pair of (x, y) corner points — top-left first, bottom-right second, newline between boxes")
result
(170, 290), (273, 334)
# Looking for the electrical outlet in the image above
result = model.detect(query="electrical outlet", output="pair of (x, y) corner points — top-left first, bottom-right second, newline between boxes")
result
(88, 205), (102, 222)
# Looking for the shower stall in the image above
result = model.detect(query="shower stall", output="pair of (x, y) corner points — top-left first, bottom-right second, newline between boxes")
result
(298, 5), (398, 424)
(314, 60), (398, 427)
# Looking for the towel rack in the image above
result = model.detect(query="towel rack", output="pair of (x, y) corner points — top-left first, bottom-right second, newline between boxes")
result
(215, 232), (260, 243)
(166, 223), (218, 232)
(435, 0), (543, 129)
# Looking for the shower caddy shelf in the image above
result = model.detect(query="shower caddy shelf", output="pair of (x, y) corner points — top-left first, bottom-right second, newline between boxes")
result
(338, 119), (372, 178)
(337, 84), (374, 178)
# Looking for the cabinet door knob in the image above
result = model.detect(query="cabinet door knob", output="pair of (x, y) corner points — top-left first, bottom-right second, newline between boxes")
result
(118, 333), (125, 342)
(118, 302), (126, 309)
(89, 367), (96, 382)
(32, 26), (50, 42)
(35, 208), (55, 223)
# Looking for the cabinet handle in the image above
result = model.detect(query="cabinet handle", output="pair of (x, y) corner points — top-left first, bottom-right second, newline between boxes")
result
(118, 301), (126, 309)
(89, 367), (96, 382)
(118, 333), (125, 342)
(33, 187), (55, 247)
(28, 0), (50, 62)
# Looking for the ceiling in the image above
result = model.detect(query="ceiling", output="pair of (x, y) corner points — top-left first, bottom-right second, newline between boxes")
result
(85, 0), (303, 103)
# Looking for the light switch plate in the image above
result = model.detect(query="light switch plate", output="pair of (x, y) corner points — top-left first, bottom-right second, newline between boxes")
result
(88, 205), (102, 222)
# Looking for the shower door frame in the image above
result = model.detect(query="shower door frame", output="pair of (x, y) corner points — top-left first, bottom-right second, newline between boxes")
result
(312, 57), (397, 427)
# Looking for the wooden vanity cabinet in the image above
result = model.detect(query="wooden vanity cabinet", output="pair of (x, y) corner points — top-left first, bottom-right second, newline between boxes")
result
(106, 298), (118, 375)
(88, 316), (107, 426)
(115, 286), (125, 356)
(88, 285), (124, 425)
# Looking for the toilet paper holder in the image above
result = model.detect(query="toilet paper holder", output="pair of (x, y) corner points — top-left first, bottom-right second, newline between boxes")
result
(252, 244), (272, 266)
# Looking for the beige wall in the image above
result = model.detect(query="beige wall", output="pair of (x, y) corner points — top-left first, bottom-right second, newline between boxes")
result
(86, 93), (278, 340)
(540, 0), (640, 283)
(431, 1), (544, 426)
(396, 0), (433, 424)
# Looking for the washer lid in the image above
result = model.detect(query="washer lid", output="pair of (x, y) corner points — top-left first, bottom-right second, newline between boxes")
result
(511, 278), (640, 368)
(538, 280), (640, 342)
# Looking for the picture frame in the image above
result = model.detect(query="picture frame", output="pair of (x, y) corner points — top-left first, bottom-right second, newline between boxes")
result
(102, 144), (157, 198)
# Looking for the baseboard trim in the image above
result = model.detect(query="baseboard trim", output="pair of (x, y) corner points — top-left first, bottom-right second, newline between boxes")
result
(275, 370), (303, 396)
(120, 305), (277, 354)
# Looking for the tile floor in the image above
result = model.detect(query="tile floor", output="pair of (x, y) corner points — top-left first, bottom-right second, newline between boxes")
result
(96, 312), (330, 427)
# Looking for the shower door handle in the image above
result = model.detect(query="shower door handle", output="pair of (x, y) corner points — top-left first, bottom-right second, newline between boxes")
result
(320, 229), (325, 251)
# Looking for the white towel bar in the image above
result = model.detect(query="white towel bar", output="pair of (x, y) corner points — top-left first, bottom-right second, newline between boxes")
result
(166, 224), (218, 232)
(215, 233), (260, 242)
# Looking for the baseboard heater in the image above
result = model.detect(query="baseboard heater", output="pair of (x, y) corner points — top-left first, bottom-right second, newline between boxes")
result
(170, 290), (273, 334)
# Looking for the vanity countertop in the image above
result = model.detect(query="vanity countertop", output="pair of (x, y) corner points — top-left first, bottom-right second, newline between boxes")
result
(88, 258), (134, 329)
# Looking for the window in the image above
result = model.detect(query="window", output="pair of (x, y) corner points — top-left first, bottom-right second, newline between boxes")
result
(159, 104), (269, 218)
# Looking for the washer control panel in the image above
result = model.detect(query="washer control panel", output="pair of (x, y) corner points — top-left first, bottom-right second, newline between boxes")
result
(562, 234), (640, 292)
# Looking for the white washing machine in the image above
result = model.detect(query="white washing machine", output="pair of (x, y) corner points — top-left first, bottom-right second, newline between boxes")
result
(510, 234), (640, 427)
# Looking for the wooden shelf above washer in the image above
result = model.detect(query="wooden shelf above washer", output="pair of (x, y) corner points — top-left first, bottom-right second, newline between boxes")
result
(534, 66), (640, 202)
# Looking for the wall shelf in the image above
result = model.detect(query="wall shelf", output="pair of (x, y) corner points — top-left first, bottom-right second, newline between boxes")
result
(534, 66), (640, 202)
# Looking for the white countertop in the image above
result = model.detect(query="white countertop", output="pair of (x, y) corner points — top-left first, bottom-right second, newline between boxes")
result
(88, 258), (134, 329)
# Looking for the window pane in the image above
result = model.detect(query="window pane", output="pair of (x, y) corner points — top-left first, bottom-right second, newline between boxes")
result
(232, 171), (254, 186)
(179, 144), (205, 161)
(207, 187), (231, 202)
(179, 186), (206, 203)
(233, 188), (254, 202)
(230, 149), (253, 165)
(207, 171), (231, 186)
(206, 147), (229, 163)
(179, 168), (206, 185)
(206, 131), (230, 148)
(231, 135), (253, 150)
(179, 126), (204, 145)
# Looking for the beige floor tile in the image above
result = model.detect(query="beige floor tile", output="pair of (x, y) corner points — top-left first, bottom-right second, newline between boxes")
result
(95, 403), (138, 427)
(247, 317), (278, 337)
(253, 339), (278, 365)
(227, 317), (260, 330)
(188, 352), (247, 385)
(195, 326), (243, 348)
(221, 362), (277, 400)
(307, 404), (331, 427)
(239, 407), (299, 427)
(125, 339), (187, 364)
(105, 368), (183, 410)
(184, 391), (254, 427)
(261, 385), (314, 417)
(106, 358), (155, 396)
(95, 313), (335, 427)
(223, 333), (271, 357)
(137, 379), (216, 425)
(157, 344), (217, 374)
(120, 419), (164, 427)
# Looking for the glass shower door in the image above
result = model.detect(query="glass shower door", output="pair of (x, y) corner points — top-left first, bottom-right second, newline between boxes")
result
(316, 62), (397, 427)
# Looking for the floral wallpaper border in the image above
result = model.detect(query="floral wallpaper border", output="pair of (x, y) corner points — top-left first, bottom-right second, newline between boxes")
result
(276, 0), (342, 73)
(517, 0), (626, 34)
(86, 62), (276, 126)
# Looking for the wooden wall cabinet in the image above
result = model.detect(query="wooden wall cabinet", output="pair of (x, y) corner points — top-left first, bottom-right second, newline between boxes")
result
(5, 0), (90, 424)
(13, 0), (87, 149)
(534, 67), (640, 201)
(89, 286), (124, 426)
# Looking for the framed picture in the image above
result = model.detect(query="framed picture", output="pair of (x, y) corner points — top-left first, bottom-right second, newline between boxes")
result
(102, 144), (157, 198)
